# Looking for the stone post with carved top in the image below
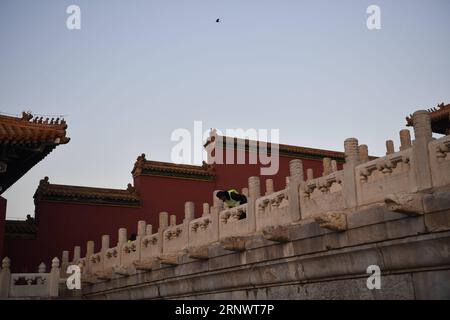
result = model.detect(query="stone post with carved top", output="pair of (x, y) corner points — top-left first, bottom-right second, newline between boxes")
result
(411, 110), (433, 190)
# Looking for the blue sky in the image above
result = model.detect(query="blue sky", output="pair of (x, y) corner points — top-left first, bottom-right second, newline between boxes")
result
(1, 0), (449, 219)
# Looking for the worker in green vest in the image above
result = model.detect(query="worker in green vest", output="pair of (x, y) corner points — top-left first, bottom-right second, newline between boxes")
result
(216, 189), (247, 208)
(128, 233), (137, 244)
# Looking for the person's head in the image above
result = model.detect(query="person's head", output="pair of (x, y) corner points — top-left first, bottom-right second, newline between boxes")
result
(216, 191), (228, 202)
(129, 233), (137, 241)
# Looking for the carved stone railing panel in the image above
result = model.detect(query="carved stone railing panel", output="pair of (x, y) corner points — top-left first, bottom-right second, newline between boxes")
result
(140, 233), (160, 259)
(132, 233), (161, 270)
(188, 213), (219, 250)
(429, 135), (450, 188)
(162, 224), (189, 256)
(9, 274), (50, 297)
(88, 253), (103, 276)
(75, 257), (87, 274)
(219, 204), (251, 240)
(121, 240), (139, 268)
(102, 247), (120, 274)
(300, 171), (345, 219)
(356, 149), (413, 206)
(3, 258), (60, 298)
(256, 189), (292, 231)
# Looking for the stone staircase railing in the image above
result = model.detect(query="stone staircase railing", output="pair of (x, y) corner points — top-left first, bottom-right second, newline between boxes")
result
(0, 257), (60, 299)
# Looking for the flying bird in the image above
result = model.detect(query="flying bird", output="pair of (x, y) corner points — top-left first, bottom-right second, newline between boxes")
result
(216, 18), (220, 23)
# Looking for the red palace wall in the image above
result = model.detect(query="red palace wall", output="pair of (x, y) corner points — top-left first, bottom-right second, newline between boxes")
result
(0, 197), (6, 261)
(133, 175), (215, 228)
(3, 146), (344, 271)
(213, 156), (333, 194)
(4, 201), (143, 272)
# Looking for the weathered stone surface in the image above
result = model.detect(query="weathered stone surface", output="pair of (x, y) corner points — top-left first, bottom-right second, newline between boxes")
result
(346, 205), (405, 229)
(159, 254), (181, 266)
(300, 248), (384, 281)
(423, 190), (450, 213)
(378, 234), (450, 271)
(384, 215), (426, 238)
(412, 270), (450, 299)
(221, 237), (247, 252)
(289, 219), (333, 240)
(141, 285), (159, 300)
(291, 236), (328, 256)
(300, 273), (415, 300)
(173, 260), (208, 277)
(82, 232), (450, 300)
(424, 211), (450, 232)
(208, 252), (242, 271)
(188, 246), (209, 260)
(133, 259), (156, 271)
(262, 225), (291, 243)
(245, 243), (288, 264)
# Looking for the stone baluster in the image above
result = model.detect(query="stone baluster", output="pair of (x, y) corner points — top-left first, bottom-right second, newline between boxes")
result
(118, 229), (127, 247)
(345, 138), (360, 165)
(158, 212), (169, 253)
(386, 140), (395, 155)
(38, 262), (46, 273)
(49, 257), (60, 297)
(265, 179), (274, 195)
(86, 240), (95, 273)
(331, 160), (338, 172)
(146, 225), (153, 235)
(138, 220), (146, 237)
(211, 190), (223, 212)
(241, 188), (249, 198)
(413, 110), (433, 141)
(184, 202), (195, 223)
(359, 144), (369, 163)
(87, 241), (94, 258)
(202, 203), (210, 216)
(248, 176), (261, 232)
(117, 229), (127, 268)
(249, 176), (261, 198)
(399, 129), (412, 150)
(61, 251), (69, 278)
(289, 159), (303, 221)
(62, 250), (69, 266)
(0, 257), (11, 298)
(322, 157), (332, 176)
(73, 246), (81, 263)
(99, 235), (109, 273)
(170, 215), (177, 227)
(136, 220), (146, 259)
(101, 235), (110, 252)
(290, 159), (304, 183)
(210, 191), (223, 229)
(412, 110), (433, 190)
(343, 138), (359, 208)
(159, 212), (169, 231)
(285, 176), (290, 188)
(306, 168), (314, 181)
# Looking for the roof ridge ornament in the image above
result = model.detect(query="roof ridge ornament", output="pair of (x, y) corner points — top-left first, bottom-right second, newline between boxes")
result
(201, 161), (215, 173)
(21, 111), (33, 121)
(127, 183), (136, 194)
(40, 176), (50, 187)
